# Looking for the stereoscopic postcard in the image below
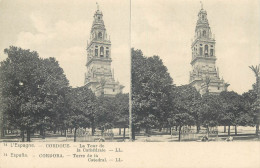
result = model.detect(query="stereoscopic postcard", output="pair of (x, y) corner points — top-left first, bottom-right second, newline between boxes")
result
(0, 0), (259, 167)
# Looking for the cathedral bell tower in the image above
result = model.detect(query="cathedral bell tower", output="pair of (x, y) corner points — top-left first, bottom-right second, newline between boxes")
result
(85, 3), (124, 97)
(189, 3), (229, 95)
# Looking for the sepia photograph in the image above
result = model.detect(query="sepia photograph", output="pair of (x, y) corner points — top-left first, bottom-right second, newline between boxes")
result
(131, 0), (260, 142)
(0, 0), (130, 142)
(0, 0), (260, 167)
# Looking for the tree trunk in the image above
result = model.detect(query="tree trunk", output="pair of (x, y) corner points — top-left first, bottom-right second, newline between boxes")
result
(169, 127), (172, 135)
(175, 126), (178, 131)
(26, 128), (30, 142)
(224, 126), (226, 133)
(64, 129), (67, 137)
(40, 127), (43, 136)
(119, 128), (121, 135)
(206, 125), (209, 138)
(137, 127), (140, 134)
(145, 127), (149, 136)
(74, 128), (77, 142)
(61, 129), (63, 136)
(21, 129), (25, 142)
(1, 127), (4, 138)
(196, 125), (200, 133)
(91, 126), (95, 136)
(235, 125), (237, 135)
(43, 128), (46, 139)
(123, 127), (126, 140)
(178, 125), (182, 142)
(132, 124), (135, 140)
(228, 125), (231, 136)
(54, 128), (56, 134)
(159, 127), (162, 132)
(256, 123), (259, 136)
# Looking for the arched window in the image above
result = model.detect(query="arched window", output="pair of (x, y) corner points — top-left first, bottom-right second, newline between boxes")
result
(205, 45), (208, 56)
(106, 50), (109, 58)
(95, 49), (98, 56)
(98, 32), (102, 40)
(203, 30), (206, 37)
(210, 49), (214, 56)
(100, 46), (104, 57)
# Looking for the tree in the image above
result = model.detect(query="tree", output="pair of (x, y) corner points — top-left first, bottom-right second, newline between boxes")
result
(0, 46), (43, 141)
(0, 46), (69, 141)
(96, 96), (117, 133)
(0, 95), (5, 138)
(249, 65), (260, 136)
(200, 94), (223, 136)
(169, 113), (194, 141)
(35, 57), (69, 138)
(169, 85), (197, 141)
(243, 86), (260, 135)
(131, 48), (174, 137)
(219, 91), (244, 136)
(113, 93), (129, 140)
(67, 86), (96, 142)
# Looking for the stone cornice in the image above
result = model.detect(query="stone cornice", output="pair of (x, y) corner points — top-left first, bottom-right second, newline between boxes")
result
(87, 40), (111, 49)
(86, 57), (112, 66)
(190, 56), (217, 65)
(191, 38), (215, 47)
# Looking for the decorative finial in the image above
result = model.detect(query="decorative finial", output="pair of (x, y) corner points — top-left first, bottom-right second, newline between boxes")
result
(200, 1), (203, 9)
(96, 2), (99, 11)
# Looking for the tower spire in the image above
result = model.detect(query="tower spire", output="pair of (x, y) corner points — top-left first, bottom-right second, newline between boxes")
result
(96, 2), (99, 11)
(200, 1), (203, 9)
(189, 5), (227, 95)
(85, 4), (124, 97)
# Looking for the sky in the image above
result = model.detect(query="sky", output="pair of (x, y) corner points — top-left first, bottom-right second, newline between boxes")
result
(132, 0), (260, 94)
(0, 0), (130, 93)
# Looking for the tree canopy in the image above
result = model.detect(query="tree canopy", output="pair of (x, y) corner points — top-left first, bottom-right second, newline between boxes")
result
(131, 48), (174, 133)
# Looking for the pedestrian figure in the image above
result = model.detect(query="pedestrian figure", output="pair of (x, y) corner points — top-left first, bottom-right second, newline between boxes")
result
(226, 136), (233, 142)
(201, 135), (208, 142)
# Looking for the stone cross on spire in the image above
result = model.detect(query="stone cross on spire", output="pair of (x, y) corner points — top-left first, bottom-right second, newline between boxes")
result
(96, 2), (99, 11)
(200, 1), (203, 9)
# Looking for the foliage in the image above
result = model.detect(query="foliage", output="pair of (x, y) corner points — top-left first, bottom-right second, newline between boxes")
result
(0, 46), (69, 141)
(67, 86), (96, 129)
(168, 85), (198, 127)
(219, 91), (246, 127)
(131, 48), (174, 130)
(200, 94), (223, 127)
(113, 93), (129, 128)
(242, 88), (259, 126)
